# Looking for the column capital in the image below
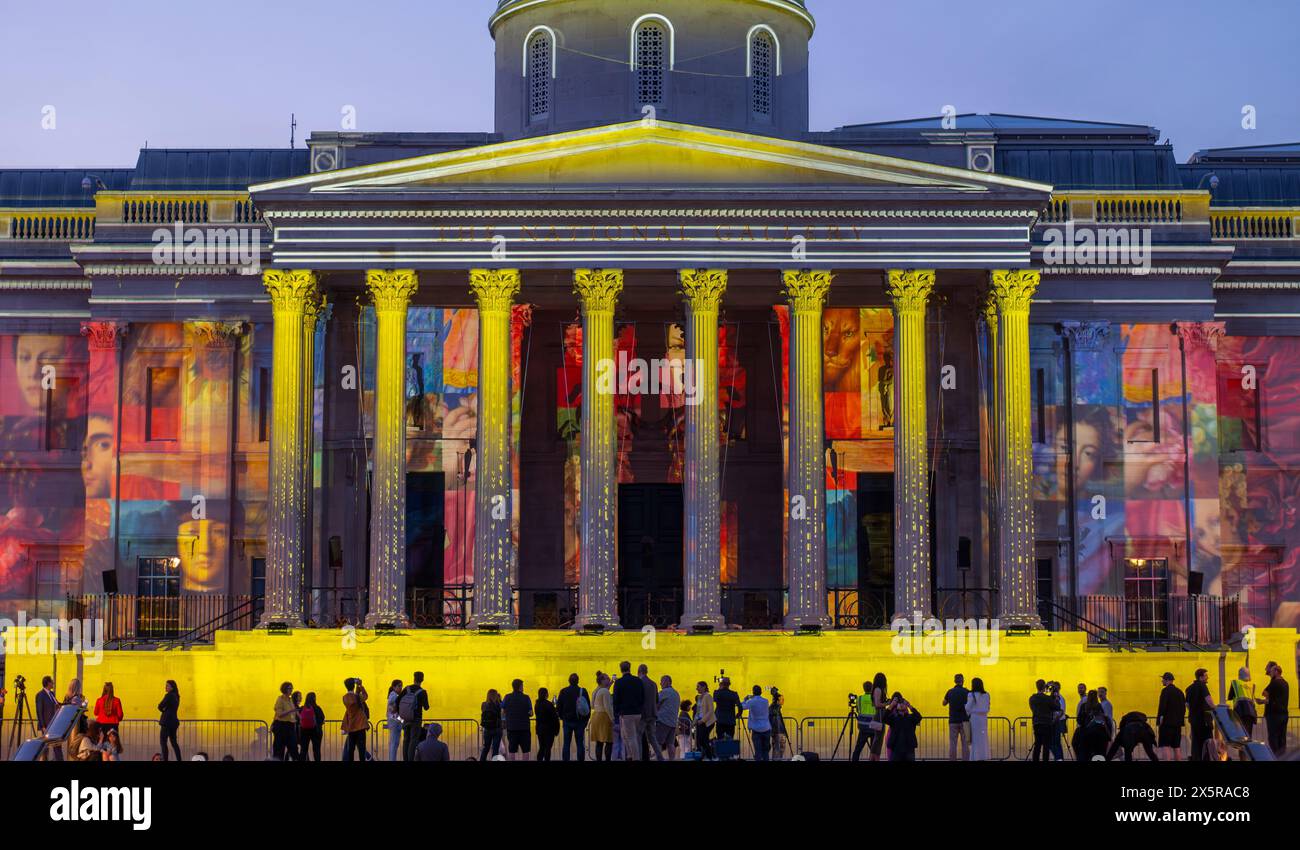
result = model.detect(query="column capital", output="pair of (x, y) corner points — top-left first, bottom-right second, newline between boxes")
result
(1059, 320), (1111, 351)
(366, 269), (418, 312)
(782, 269), (834, 312)
(679, 268), (728, 311)
(573, 268), (624, 313)
(976, 287), (999, 329)
(189, 321), (246, 349)
(469, 268), (521, 312)
(885, 269), (936, 312)
(1174, 321), (1226, 353)
(80, 320), (129, 351)
(263, 269), (319, 311)
(988, 269), (1041, 313)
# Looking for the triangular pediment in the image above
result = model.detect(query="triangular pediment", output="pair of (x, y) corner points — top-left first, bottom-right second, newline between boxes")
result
(253, 121), (1052, 195)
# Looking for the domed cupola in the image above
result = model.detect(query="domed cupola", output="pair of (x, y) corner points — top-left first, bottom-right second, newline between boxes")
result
(490, 0), (813, 140)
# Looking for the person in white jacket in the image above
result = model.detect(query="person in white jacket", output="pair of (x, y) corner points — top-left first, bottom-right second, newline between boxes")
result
(966, 678), (992, 761)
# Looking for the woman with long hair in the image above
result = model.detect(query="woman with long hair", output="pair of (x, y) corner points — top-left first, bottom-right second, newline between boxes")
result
(94, 682), (124, 752)
(385, 679), (404, 761)
(157, 680), (181, 761)
(589, 672), (614, 761)
(300, 692), (325, 762)
(966, 678), (991, 761)
(479, 688), (503, 761)
(868, 672), (888, 761)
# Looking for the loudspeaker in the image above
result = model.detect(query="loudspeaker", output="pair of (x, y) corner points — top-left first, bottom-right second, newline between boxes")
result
(1188, 570), (1204, 596)
(957, 537), (972, 571)
(799, 751), (821, 762)
(102, 569), (118, 594)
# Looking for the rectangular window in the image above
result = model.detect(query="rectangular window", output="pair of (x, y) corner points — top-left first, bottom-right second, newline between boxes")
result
(250, 556), (266, 599)
(1123, 557), (1169, 640)
(1217, 363), (1262, 452)
(136, 556), (181, 638)
(146, 366), (181, 442)
(257, 366), (271, 443)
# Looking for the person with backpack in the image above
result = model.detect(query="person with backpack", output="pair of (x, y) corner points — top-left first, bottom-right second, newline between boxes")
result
(555, 672), (590, 762)
(300, 692), (325, 761)
(385, 679), (404, 761)
(341, 678), (369, 762)
(480, 688), (504, 760)
(398, 671), (430, 762)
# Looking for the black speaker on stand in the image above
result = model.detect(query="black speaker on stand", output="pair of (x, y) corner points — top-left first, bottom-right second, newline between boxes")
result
(102, 569), (118, 595)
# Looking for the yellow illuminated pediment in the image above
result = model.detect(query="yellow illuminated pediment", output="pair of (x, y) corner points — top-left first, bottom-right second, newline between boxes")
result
(254, 121), (1050, 194)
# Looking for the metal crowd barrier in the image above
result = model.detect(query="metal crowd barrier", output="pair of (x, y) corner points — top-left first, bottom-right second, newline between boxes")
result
(797, 715), (1014, 760)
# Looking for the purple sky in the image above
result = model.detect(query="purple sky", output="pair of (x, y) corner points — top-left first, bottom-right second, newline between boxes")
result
(2, 0), (1297, 168)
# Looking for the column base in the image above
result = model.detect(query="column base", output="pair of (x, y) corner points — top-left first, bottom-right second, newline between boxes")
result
(256, 613), (305, 630)
(572, 614), (622, 633)
(363, 613), (411, 630)
(677, 612), (728, 632)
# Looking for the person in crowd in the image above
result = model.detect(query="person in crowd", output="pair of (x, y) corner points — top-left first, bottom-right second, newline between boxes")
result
(884, 692), (923, 762)
(1028, 679), (1057, 762)
(534, 686), (559, 762)
(299, 692), (324, 762)
(1261, 661), (1290, 757)
(93, 682), (124, 751)
(1076, 690), (1112, 761)
(272, 681), (297, 761)
(61, 678), (89, 760)
(556, 672), (590, 762)
(479, 688), (504, 761)
(1185, 668), (1214, 761)
(36, 676), (61, 760)
(151, 753), (163, 762)
(398, 672), (429, 762)
(415, 722), (450, 762)
(101, 728), (123, 762)
(867, 672), (888, 760)
(501, 678), (534, 762)
(693, 681), (716, 760)
(678, 699), (694, 757)
(1156, 672), (1185, 761)
(612, 661), (644, 761)
(638, 664), (660, 761)
(1106, 711), (1159, 762)
(742, 685), (772, 761)
(385, 679), (404, 762)
(1074, 682), (1088, 722)
(712, 676), (741, 742)
(157, 679), (181, 762)
(655, 675), (681, 760)
(1097, 686), (1115, 736)
(769, 687), (789, 760)
(942, 673), (970, 761)
(1228, 666), (1257, 741)
(590, 672), (614, 762)
(290, 691), (305, 761)
(1048, 681), (1067, 761)
(966, 677), (991, 761)
(71, 720), (104, 762)
(340, 677), (369, 762)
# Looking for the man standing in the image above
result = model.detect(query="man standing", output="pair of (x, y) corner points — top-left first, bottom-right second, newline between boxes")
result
(1029, 679), (1056, 762)
(638, 664), (660, 761)
(941, 673), (970, 760)
(1155, 672), (1185, 761)
(1185, 668), (1214, 761)
(713, 677), (741, 741)
(1261, 661), (1290, 757)
(655, 675), (681, 760)
(501, 678), (534, 761)
(398, 671), (430, 762)
(612, 661), (644, 761)
(1097, 686), (1115, 736)
(341, 677), (369, 762)
(742, 685), (772, 761)
(1074, 682), (1088, 722)
(556, 673), (590, 761)
(36, 677), (61, 761)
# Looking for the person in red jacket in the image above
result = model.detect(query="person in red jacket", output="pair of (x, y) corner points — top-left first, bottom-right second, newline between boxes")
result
(94, 682), (125, 750)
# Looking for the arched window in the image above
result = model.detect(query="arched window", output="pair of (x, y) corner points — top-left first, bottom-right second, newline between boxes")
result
(631, 16), (673, 107)
(524, 27), (555, 122)
(747, 25), (781, 119)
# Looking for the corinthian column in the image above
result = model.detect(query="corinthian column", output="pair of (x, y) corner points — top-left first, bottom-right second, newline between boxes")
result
(783, 269), (834, 629)
(469, 268), (521, 629)
(885, 269), (935, 621)
(259, 269), (318, 628)
(571, 269), (624, 630)
(678, 269), (727, 630)
(977, 291), (1001, 595)
(364, 269), (417, 629)
(990, 269), (1042, 628)
(301, 294), (325, 613)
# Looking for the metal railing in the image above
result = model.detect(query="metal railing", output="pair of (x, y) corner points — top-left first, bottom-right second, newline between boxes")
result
(65, 594), (260, 646)
(1063, 594), (1239, 648)
(797, 715), (1014, 760)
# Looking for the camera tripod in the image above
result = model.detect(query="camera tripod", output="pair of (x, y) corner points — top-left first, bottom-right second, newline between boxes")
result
(830, 696), (860, 761)
(4, 681), (37, 760)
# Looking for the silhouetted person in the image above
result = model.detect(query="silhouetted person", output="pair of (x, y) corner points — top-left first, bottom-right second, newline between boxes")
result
(1106, 711), (1159, 762)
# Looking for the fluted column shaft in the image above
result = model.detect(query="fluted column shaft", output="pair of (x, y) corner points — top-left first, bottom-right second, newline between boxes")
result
(978, 292), (1002, 594)
(300, 294), (324, 619)
(784, 270), (834, 628)
(886, 269), (935, 621)
(990, 269), (1042, 628)
(679, 269), (727, 629)
(259, 270), (318, 628)
(573, 269), (623, 630)
(469, 269), (521, 628)
(364, 269), (418, 628)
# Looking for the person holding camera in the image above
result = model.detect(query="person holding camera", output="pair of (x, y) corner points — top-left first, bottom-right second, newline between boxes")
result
(341, 677), (369, 762)
(1028, 679), (1057, 762)
(883, 693), (923, 762)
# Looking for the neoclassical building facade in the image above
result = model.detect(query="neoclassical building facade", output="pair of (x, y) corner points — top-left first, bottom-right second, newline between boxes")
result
(2, 0), (1298, 642)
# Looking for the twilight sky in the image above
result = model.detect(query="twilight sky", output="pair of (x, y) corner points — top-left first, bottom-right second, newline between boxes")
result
(1, 0), (1297, 168)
